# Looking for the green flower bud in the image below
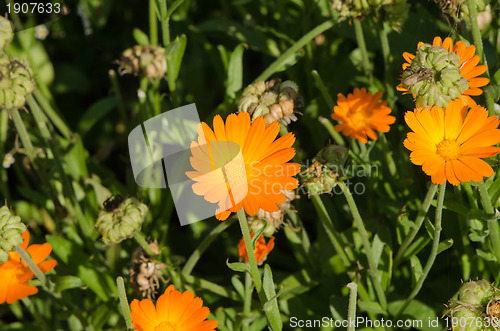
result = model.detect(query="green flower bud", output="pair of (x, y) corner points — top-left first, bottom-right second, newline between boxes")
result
(0, 206), (27, 263)
(95, 197), (148, 244)
(459, 280), (495, 305)
(401, 44), (468, 108)
(0, 17), (14, 51)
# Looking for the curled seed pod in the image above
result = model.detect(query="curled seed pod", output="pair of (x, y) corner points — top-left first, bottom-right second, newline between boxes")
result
(0, 206), (27, 263)
(95, 197), (148, 244)
(0, 17), (13, 51)
(247, 190), (297, 237)
(117, 45), (167, 79)
(0, 56), (35, 110)
(264, 100), (296, 125)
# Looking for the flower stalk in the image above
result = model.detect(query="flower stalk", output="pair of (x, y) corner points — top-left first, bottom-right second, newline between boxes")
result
(116, 276), (134, 331)
(396, 182), (446, 317)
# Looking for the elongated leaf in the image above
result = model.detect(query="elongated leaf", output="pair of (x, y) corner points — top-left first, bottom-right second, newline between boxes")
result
(437, 239), (453, 254)
(225, 44), (245, 99)
(77, 97), (116, 138)
(262, 264), (283, 331)
(226, 259), (249, 273)
(54, 275), (85, 293)
(166, 34), (187, 83)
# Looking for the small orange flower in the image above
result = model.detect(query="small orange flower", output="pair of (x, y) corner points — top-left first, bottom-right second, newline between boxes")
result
(130, 284), (218, 331)
(398, 36), (489, 101)
(403, 99), (500, 186)
(0, 230), (57, 304)
(331, 88), (395, 144)
(186, 112), (300, 220)
(238, 233), (275, 264)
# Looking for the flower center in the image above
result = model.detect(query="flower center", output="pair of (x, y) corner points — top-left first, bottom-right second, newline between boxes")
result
(154, 321), (177, 331)
(348, 106), (370, 129)
(436, 139), (460, 161)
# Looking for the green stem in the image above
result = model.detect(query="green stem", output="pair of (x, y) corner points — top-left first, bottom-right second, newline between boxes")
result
(158, 0), (170, 46)
(16, 245), (47, 288)
(237, 209), (263, 296)
(33, 91), (72, 140)
(28, 96), (92, 238)
(311, 70), (335, 108)
(311, 195), (352, 267)
(182, 217), (236, 276)
(318, 117), (345, 146)
(242, 272), (253, 331)
(346, 282), (358, 331)
(108, 70), (128, 131)
(149, 0), (158, 45)
(339, 180), (387, 310)
(478, 181), (500, 266)
(255, 19), (336, 81)
(116, 276), (134, 331)
(467, 0), (495, 114)
(353, 19), (372, 81)
(394, 183), (438, 266)
(396, 182), (446, 317)
(379, 134), (397, 177)
(377, 21), (395, 110)
(237, 209), (281, 331)
(10, 108), (36, 162)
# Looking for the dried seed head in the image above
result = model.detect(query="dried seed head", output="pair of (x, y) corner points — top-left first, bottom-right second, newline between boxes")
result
(129, 241), (168, 300)
(238, 78), (302, 126)
(118, 45), (167, 79)
(95, 197), (148, 244)
(0, 206), (27, 263)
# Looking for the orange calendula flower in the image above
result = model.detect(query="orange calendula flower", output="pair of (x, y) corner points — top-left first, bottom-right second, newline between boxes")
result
(331, 87), (395, 144)
(0, 230), (57, 304)
(403, 99), (500, 186)
(186, 112), (300, 220)
(130, 284), (218, 331)
(398, 36), (489, 102)
(238, 233), (275, 264)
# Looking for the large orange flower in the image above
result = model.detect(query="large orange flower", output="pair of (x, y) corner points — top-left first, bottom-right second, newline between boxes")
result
(403, 99), (500, 186)
(331, 87), (395, 144)
(397, 36), (489, 99)
(186, 112), (300, 220)
(130, 285), (218, 331)
(0, 230), (57, 304)
(238, 233), (275, 264)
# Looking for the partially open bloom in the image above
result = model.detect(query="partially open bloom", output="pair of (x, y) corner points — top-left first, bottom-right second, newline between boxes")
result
(403, 99), (500, 186)
(397, 37), (489, 107)
(186, 112), (300, 220)
(0, 230), (57, 304)
(130, 284), (218, 331)
(238, 233), (275, 264)
(331, 88), (395, 144)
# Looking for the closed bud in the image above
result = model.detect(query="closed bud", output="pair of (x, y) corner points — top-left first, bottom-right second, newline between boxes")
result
(118, 45), (167, 79)
(0, 17), (13, 51)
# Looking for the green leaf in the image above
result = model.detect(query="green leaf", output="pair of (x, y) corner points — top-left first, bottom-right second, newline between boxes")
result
(476, 249), (497, 262)
(77, 97), (116, 138)
(280, 269), (317, 301)
(54, 275), (85, 292)
(410, 255), (423, 287)
(388, 299), (440, 331)
(251, 222), (268, 248)
(133, 28), (150, 46)
(424, 217), (435, 240)
(78, 265), (117, 301)
(358, 301), (386, 315)
(226, 259), (249, 273)
(371, 234), (385, 269)
(262, 264), (283, 331)
(166, 0), (185, 18)
(231, 275), (245, 299)
(225, 43), (245, 100)
(437, 238), (453, 254)
(400, 236), (431, 262)
(166, 34), (187, 83)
